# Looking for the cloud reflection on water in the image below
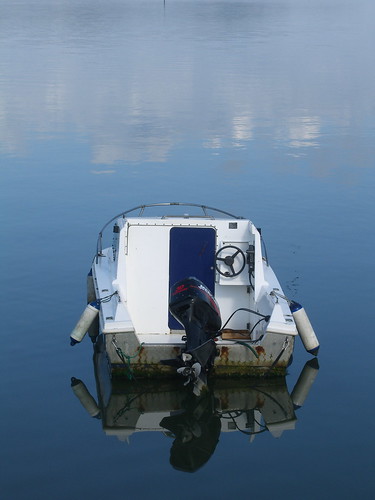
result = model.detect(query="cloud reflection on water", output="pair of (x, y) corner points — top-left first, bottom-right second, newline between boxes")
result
(0, 0), (374, 176)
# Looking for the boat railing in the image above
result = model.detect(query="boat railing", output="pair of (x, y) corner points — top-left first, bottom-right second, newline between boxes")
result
(260, 234), (269, 266)
(95, 202), (244, 260)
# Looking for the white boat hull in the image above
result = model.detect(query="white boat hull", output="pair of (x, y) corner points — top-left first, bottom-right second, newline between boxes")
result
(72, 203), (317, 379)
(103, 330), (295, 377)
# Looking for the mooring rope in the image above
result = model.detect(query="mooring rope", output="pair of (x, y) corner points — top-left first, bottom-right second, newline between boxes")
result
(111, 335), (144, 380)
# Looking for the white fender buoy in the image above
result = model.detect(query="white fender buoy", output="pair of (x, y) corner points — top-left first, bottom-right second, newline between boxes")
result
(291, 358), (319, 409)
(70, 301), (100, 346)
(290, 301), (319, 355)
(88, 313), (99, 343)
(87, 269), (96, 304)
(71, 377), (100, 418)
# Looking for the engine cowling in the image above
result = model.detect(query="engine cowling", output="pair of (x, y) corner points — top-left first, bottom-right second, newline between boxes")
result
(169, 277), (221, 370)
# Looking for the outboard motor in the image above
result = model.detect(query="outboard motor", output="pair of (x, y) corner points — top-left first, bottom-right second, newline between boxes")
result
(169, 277), (221, 391)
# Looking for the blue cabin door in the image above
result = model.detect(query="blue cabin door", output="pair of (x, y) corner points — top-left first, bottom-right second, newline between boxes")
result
(169, 227), (216, 329)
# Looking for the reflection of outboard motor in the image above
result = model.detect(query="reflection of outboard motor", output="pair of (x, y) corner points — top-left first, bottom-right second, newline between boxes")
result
(160, 391), (221, 472)
(169, 277), (221, 378)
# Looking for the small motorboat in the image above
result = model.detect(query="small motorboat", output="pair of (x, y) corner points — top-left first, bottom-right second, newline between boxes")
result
(70, 202), (319, 392)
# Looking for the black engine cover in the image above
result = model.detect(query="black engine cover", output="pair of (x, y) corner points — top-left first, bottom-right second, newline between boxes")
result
(169, 277), (221, 368)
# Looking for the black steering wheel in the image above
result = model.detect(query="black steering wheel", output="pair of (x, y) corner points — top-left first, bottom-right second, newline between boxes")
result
(215, 245), (246, 277)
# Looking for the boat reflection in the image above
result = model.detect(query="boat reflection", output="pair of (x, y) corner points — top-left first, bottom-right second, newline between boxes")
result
(71, 343), (319, 472)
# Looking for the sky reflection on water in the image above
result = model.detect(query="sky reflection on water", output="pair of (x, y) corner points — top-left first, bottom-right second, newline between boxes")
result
(1, 0), (374, 176)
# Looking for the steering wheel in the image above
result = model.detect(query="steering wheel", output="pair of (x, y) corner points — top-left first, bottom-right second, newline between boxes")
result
(215, 245), (246, 277)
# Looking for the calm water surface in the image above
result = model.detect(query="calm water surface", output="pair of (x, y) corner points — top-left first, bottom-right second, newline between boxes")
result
(1, 1), (375, 498)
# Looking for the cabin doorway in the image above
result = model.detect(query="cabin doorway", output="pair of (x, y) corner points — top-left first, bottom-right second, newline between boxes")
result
(169, 227), (216, 329)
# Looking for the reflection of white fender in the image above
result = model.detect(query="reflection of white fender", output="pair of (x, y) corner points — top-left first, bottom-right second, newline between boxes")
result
(70, 301), (100, 345)
(291, 358), (319, 409)
(87, 269), (96, 304)
(290, 301), (319, 355)
(71, 377), (100, 418)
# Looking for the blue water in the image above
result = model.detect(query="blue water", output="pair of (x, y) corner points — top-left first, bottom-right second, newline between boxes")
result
(1, 1), (375, 498)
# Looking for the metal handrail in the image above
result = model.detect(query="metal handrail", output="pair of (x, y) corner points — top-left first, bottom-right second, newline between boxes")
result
(96, 202), (244, 259)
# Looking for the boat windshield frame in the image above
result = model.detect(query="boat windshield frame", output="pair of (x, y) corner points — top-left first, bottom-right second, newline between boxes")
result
(95, 202), (244, 259)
